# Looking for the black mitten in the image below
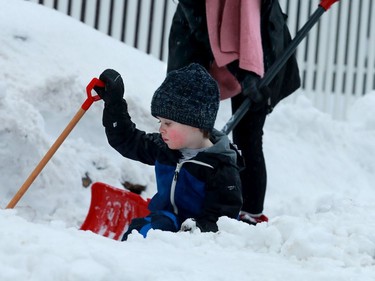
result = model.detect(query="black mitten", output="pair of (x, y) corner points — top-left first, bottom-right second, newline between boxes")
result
(102, 99), (130, 128)
(226, 63), (270, 109)
(94, 69), (124, 105)
(241, 72), (271, 111)
(241, 72), (264, 103)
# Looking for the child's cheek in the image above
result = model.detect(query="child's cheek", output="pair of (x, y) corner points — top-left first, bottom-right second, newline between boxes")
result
(168, 129), (185, 148)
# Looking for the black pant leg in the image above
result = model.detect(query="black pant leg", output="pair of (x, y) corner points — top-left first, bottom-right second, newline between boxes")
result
(231, 94), (267, 214)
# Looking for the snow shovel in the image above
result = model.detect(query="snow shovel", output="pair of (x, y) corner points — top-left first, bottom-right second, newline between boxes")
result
(5, 78), (105, 209)
(80, 182), (150, 240)
(221, 0), (340, 134)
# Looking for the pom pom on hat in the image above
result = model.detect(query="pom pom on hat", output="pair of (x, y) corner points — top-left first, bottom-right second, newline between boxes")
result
(151, 63), (219, 131)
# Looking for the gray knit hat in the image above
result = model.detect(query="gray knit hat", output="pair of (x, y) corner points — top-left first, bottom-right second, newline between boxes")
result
(151, 63), (220, 131)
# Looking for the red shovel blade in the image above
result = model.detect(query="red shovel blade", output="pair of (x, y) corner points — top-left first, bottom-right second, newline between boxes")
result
(80, 182), (150, 240)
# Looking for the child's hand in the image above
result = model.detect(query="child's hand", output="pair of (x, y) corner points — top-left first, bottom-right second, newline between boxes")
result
(95, 69), (124, 105)
(180, 218), (201, 233)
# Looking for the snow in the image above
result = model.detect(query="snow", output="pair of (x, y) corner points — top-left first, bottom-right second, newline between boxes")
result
(0, 1), (374, 280)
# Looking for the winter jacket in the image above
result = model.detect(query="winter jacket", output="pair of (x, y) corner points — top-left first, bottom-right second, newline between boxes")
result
(167, 0), (301, 112)
(102, 101), (243, 233)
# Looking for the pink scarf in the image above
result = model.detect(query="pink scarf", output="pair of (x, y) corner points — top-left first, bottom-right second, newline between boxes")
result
(206, 0), (264, 99)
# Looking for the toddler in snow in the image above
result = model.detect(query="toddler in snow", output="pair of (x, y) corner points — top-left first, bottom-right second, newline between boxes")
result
(95, 63), (243, 240)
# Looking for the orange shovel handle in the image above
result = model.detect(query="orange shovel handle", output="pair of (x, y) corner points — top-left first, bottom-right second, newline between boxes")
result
(6, 78), (104, 209)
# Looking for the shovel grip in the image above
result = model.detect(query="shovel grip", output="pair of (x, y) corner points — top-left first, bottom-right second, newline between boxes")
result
(82, 78), (105, 110)
(320, 0), (340, 11)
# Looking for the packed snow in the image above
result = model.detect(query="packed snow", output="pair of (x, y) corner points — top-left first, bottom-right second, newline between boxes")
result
(1, 1), (374, 280)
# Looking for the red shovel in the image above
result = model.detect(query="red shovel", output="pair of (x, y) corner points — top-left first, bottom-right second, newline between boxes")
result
(5, 78), (105, 209)
(80, 182), (150, 240)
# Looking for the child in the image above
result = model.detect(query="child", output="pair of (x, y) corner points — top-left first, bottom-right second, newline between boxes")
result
(95, 63), (243, 240)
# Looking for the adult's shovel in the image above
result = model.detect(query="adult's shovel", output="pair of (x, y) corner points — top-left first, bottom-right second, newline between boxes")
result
(221, 0), (340, 134)
(5, 78), (104, 209)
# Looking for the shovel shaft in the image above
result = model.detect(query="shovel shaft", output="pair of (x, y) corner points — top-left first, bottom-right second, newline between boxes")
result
(259, 6), (326, 90)
(5, 78), (104, 209)
(221, 0), (339, 135)
(6, 107), (86, 209)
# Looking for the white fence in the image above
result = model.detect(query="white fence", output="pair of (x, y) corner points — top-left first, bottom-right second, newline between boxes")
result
(27, 0), (375, 119)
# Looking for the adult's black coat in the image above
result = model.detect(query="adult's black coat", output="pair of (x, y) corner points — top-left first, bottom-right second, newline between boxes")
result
(167, 0), (301, 111)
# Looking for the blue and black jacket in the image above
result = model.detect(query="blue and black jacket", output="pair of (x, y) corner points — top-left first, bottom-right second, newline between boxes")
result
(102, 100), (243, 237)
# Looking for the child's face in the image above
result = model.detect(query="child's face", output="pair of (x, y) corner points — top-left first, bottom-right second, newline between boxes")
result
(158, 117), (205, 150)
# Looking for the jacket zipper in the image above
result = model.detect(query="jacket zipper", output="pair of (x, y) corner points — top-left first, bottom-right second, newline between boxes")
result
(170, 160), (214, 215)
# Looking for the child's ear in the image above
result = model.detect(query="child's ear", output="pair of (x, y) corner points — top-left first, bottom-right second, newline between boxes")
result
(200, 129), (211, 139)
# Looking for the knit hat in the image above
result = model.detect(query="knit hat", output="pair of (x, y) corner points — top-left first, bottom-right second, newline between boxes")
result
(151, 63), (220, 131)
